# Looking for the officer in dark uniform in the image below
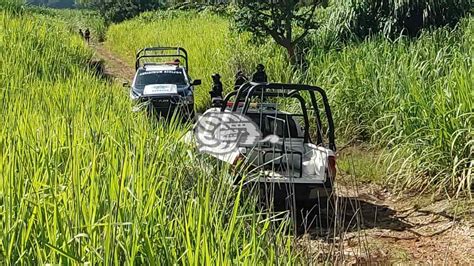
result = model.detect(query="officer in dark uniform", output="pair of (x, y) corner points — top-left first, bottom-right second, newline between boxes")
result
(251, 64), (268, 83)
(209, 73), (223, 107)
(84, 28), (91, 44)
(234, 71), (247, 90)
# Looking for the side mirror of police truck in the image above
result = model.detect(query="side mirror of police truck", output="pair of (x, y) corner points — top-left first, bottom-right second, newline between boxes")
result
(191, 80), (202, 86)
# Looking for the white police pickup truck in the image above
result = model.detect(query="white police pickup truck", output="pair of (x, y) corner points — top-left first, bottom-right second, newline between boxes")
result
(129, 47), (201, 120)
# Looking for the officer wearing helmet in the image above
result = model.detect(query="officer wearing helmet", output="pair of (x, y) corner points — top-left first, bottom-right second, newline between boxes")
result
(234, 70), (248, 90)
(210, 73), (223, 99)
(251, 64), (268, 83)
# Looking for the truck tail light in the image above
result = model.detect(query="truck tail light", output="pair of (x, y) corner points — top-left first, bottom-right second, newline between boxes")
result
(328, 155), (337, 179)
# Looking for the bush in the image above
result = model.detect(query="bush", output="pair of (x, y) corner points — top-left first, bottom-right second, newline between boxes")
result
(85, 0), (164, 23)
(337, 0), (472, 39)
(0, 0), (25, 14)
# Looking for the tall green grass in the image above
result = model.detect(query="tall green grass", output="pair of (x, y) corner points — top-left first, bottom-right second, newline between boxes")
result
(106, 11), (473, 195)
(0, 7), (298, 264)
(328, 0), (472, 39)
(304, 19), (473, 194)
(0, 0), (24, 14)
(27, 7), (107, 42)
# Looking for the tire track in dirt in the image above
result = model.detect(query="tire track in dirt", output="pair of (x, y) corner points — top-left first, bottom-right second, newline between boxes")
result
(302, 181), (474, 264)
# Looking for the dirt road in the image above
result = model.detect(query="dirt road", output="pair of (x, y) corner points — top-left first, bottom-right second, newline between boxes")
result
(89, 42), (474, 265)
(91, 43), (135, 82)
(301, 182), (474, 264)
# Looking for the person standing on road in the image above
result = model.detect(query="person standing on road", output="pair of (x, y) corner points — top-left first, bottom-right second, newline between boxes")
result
(251, 64), (268, 83)
(79, 29), (84, 39)
(84, 28), (91, 44)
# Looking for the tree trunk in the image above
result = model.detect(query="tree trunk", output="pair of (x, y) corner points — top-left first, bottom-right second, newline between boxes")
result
(275, 38), (297, 66)
(286, 44), (296, 66)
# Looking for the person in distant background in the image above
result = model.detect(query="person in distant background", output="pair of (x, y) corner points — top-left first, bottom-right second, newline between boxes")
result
(84, 28), (91, 44)
(234, 70), (248, 90)
(251, 64), (268, 83)
(79, 29), (84, 39)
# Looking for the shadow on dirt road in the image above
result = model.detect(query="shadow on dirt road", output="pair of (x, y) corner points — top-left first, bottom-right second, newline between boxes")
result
(293, 196), (412, 238)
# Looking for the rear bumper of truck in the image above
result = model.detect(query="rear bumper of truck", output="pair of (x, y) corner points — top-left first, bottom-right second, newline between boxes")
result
(255, 177), (333, 201)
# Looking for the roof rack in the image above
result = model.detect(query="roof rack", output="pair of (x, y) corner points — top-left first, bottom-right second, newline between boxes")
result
(135, 47), (189, 71)
(142, 63), (178, 68)
(221, 82), (336, 151)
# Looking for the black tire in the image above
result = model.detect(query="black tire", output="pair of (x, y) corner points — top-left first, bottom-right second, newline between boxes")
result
(296, 195), (336, 233)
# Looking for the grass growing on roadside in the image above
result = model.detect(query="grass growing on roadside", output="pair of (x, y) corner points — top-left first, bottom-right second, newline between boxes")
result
(0, 7), (299, 264)
(106, 11), (473, 195)
(337, 147), (389, 184)
(304, 20), (473, 194)
(29, 7), (107, 42)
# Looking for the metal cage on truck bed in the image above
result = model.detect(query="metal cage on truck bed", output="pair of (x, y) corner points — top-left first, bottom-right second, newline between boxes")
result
(135, 47), (189, 71)
(222, 82), (336, 152)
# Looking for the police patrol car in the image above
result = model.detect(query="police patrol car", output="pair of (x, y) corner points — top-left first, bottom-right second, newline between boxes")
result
(129, 47), (201, 120)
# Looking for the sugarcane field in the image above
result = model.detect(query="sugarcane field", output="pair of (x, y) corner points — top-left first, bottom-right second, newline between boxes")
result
(1, 0), (473, 264)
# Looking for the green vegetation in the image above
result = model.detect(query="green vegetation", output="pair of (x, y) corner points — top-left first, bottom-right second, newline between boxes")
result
(107, 11), (473, 195)
(232, 0), (322, 64)
(1, 0), (473, 263)
(337, 147), (388, 184)
(329, 0), (472, 39)
(78, 0), (163, 23)
(27, 0), (75, 8)
(304, 23), (473, 194)
(44, 8), (106, 41)
(0, 0), (23, 12)
(26, 6), (106, 41)
(0, 6), (297, 264)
